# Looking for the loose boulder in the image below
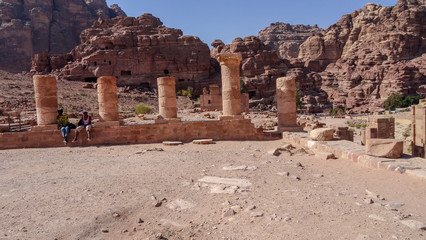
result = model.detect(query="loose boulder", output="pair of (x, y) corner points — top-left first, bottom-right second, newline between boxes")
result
(366, 139), (403, 159)
(310, 128), (335, 141)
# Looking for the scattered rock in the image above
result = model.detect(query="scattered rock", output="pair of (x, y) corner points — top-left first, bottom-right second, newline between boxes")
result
(192, 139), (215, 144)
(151, 195), (167, 207)
(268, 144), (295, 156)
(251, 212), (264, 218)
(246, 205), (257, 211)
(400, 220), (426, 231)
(101, 228), (109, 233)
(310, 128), (335, 141)
(222, 208), (236, 218)
(209, 185), (239, 194)
(294, 162), (304, 168)
(162, 141), (183, 146)
(198, 176), (252, 188)
(169, 199), (195, 211)
(368, 214), (386, 222)
(383, 201), (405, 209)
(145, 148), (164, 152)
(365, 189), (384, 201)
(222, 165), (257, 171)
(290, 175), (301, 181)
(277, 172), (290, 176)
(137, 218), (144, 223)
(112, 212), (120, 218)
(312, 174), (324, 178)
(315, 152), (337, 160)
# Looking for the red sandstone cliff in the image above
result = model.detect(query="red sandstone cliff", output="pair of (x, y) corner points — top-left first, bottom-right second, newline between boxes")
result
(31, 14), (218, 92)
(237, 0), (424, 113)
(0, 0), (126, 73)
(258, 23), (324, 60)
(298, 0), (425, 112)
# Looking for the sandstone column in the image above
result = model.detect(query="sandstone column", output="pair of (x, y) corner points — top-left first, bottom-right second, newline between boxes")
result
(157, 77), (178, 119)
(276, 76), (301, 131)
(218, 53), (243, 119)
(97, 76), (119, 122)
(33, 75), (58, 126)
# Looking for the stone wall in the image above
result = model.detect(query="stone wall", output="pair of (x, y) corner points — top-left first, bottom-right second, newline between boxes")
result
(200, 85), (222, 111)
(0, 119), (279, 150)
(412, 100), (426, 158)
(367, 116), (395, 139)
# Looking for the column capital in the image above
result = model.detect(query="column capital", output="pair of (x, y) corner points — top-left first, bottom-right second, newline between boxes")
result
(218, 53), (242, 66)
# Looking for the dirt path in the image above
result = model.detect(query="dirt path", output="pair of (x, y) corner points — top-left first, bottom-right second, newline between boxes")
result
(1, 140), (425, 240)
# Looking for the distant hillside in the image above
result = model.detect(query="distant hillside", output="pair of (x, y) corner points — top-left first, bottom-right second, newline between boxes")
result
(0, 0), (126, 73)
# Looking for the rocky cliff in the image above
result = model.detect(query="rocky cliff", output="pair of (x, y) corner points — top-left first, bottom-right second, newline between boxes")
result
(258, 23), (324, 59)
(0, 0), (126, 73)
(298, 0), (425, 112)
(31, 14), (218, 92)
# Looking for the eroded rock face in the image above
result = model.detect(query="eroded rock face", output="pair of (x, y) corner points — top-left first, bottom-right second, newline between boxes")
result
(258, 23), (324, 59)
(31, 14), (217, 91)
(298, 0), (425, 113)
(0, 0), (126, 73)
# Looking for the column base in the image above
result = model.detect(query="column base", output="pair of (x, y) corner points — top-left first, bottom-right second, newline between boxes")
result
(31, 124), (57, 132)
(218, 115), (244, 121)
(279, 126), (304, 132)
(155, 118), (181, 124)
(94, 121), (121, 128)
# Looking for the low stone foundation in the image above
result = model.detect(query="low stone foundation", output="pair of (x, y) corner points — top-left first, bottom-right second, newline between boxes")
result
(282, 132), (426, 180)
(0, 119), (280, 150)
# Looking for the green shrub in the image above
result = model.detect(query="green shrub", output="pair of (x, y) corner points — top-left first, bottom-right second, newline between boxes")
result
(135, 103), (152, 115)
(177, 87), (194, 99)
(355, 123), (362, 129)
(348, 123), (355, 128)
(361, 123), (367, 129)
(384, 93), (424, 110)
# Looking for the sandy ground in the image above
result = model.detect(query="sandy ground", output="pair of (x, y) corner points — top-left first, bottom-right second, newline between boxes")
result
(1, 140), (425, 240)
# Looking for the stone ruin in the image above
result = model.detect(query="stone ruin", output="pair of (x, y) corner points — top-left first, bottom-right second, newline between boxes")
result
(412, 99), (426, 158)
(200, 85), (222, 111)
(1, 53), (304, 149)
(200, 84), (249, 113)
(360, 116), (402, 159)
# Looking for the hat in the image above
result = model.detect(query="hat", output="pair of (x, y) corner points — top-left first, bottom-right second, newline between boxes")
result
(81, 110), (88, 114)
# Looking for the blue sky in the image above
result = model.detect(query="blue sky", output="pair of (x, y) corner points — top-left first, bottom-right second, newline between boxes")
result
(106, 0), (398, 46)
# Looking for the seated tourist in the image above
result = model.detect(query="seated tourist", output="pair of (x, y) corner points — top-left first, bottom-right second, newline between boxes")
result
(57, 109), (70, 144)
(73, 110), (92, 142)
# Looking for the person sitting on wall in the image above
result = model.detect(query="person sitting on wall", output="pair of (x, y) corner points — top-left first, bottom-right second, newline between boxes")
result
(57, 109), (71, 144)
(73, 110), (92, 142)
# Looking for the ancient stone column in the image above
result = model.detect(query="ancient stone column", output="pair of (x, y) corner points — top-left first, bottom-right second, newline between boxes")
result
(157, 77), (177, 119)
(218, 53), (242, 118)
(33, 75), (58, 125)
(97, 76), (119, 121)
(276, 76), (300, 131)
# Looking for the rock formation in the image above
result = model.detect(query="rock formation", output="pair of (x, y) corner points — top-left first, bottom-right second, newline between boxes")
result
(0, 0), (126, 73)
(298, 0), (425, 112)
(31, 14), (218, 92)
(258, 23), (324, 59)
